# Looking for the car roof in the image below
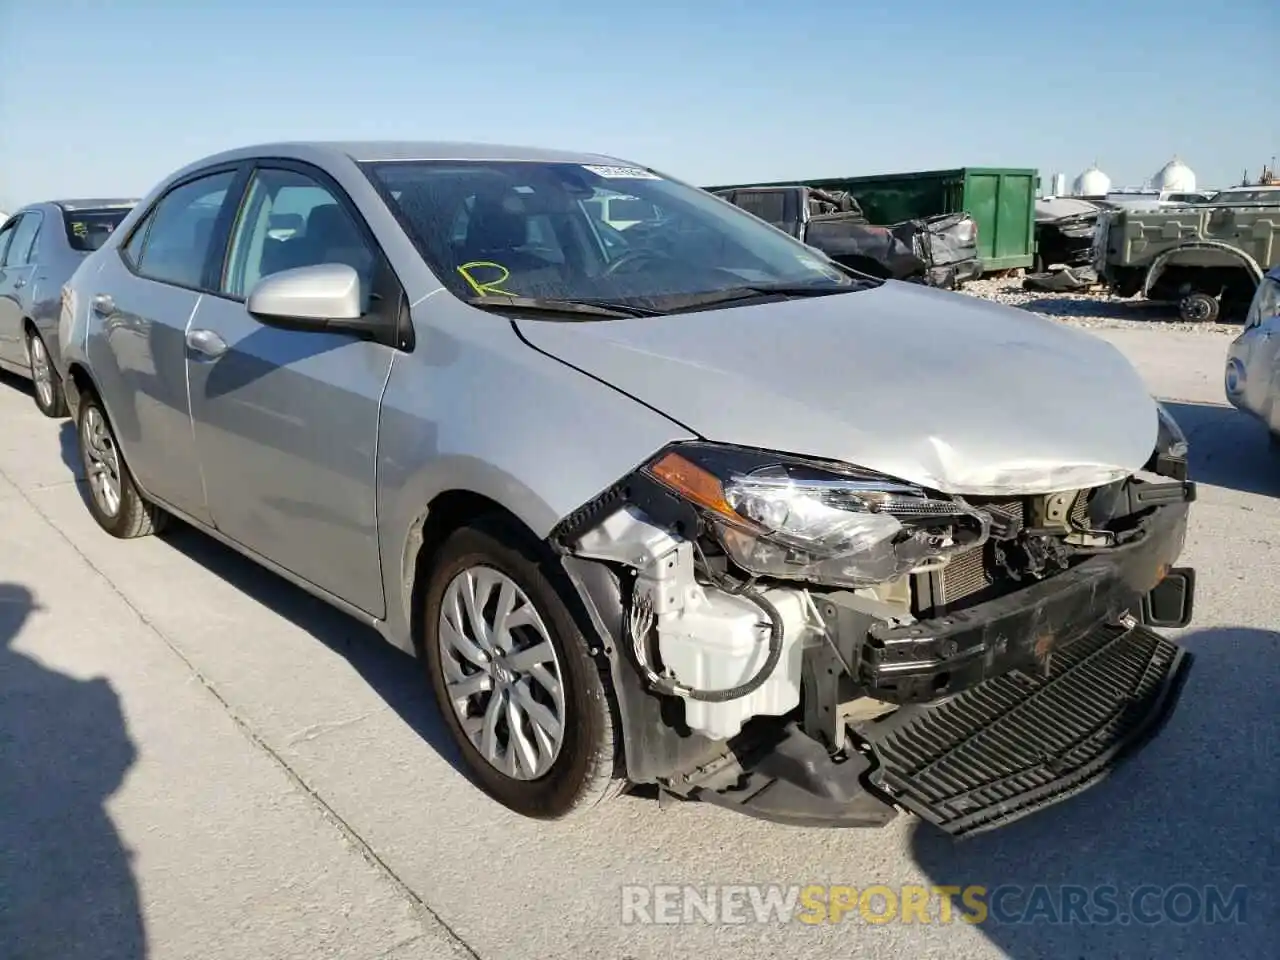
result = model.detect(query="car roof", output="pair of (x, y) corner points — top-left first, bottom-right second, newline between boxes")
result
(52, 199), (139, 211)
(173, 140), (636, 173)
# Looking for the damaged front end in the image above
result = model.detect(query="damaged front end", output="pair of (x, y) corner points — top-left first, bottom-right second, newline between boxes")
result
(549, 418), (1195, 837)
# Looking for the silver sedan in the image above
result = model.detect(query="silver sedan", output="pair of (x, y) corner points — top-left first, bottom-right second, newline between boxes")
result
(1225, 265), (1280, 446)
(0, 199), (135, 416)
(58, 141), (1197, 835)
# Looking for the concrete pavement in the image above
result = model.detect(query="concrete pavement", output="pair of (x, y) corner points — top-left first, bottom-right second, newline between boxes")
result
(0, 325), (1276, 959)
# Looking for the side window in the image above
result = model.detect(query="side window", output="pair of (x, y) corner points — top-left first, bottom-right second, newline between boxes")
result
(0, 219), (17, 263)
(3, 213), (42, 267)
(222, 167), (377, 310)
(731, 191), (787, 228)
(131, 170), (237, 289)
(122, 210), (153, 266)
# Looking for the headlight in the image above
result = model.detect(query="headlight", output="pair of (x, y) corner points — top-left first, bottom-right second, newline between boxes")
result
(1155, 401), (1188, 460)
(640, 443), (990, 588)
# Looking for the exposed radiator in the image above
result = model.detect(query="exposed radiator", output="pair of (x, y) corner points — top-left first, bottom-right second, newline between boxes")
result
(934, 500), (1023, 606)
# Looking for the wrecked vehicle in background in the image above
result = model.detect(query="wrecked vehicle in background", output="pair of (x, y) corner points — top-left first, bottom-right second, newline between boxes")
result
(1094, 195), (1278, 322)
(713, 184), (981, 288)
(1021, 197), (1105, 293)
(1033, 197), (1102, 273)
(62, 140), (1198, 839)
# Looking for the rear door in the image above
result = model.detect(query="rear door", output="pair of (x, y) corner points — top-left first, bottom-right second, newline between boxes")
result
(85, 165), (246, 523)
(0, 211), (43, 365)
(185, 160), (400, 616)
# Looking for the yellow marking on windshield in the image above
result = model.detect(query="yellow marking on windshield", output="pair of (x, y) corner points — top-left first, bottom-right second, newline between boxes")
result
(457, 261), (516, 297)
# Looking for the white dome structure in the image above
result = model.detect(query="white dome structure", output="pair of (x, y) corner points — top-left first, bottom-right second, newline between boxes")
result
(1152, 156), (1196, 192)
(1072, 163), (1111, 197)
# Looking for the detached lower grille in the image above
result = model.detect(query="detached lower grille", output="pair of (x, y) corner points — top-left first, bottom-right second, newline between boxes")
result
(861, 622), (1190, 837)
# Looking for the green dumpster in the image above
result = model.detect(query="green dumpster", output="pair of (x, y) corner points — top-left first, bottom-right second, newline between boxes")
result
(707, 167), (1040, 273)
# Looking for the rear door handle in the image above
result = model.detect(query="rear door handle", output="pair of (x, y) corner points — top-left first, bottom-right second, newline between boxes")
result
(90, 293), (115, 315)
(186, 328), (228, 360)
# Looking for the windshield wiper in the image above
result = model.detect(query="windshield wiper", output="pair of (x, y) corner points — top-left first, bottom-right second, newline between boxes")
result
(656, 281), (873, 314)
(465, 295), (659, 319)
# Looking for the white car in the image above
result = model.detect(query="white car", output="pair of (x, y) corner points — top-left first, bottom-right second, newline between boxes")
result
(1225, 265), (1280, 445)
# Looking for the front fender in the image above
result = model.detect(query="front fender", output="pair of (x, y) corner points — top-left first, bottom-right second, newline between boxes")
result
(374, 311), (695, 649)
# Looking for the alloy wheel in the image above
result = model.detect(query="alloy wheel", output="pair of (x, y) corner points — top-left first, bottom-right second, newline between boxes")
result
(82, 406), (122, 517)
(437, 566), (567, 780)
(26, 334), (55, 410)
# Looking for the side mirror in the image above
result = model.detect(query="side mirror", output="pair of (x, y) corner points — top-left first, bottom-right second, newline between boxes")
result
(246, 263), (365, 333)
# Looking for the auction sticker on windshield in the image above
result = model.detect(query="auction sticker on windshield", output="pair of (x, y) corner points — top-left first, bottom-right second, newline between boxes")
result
(583, 164), (661, 180)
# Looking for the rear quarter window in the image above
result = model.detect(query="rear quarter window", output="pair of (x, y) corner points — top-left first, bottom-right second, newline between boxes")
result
(64, 208), (133, 252)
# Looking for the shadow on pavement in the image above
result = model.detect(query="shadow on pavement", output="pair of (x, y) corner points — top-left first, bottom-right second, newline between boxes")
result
(1162, 400), (1280, 498)
(1020, 295), (1171, 322)
(152, 518), (467, 773)
(0, 583), (146, 959)
(909, 626), (1279, 959)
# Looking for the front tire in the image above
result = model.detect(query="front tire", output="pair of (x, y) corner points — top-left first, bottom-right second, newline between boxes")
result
(76, 391), (167, 538)
(420, 516), (623, 819)
(25, 329), (67, 418)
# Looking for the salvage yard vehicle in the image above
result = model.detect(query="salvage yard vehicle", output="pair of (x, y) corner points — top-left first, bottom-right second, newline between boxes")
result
(1224, 265), (1280, 446)
(60, 141), (1197, 837)
(1093, 195), (1278, 323)
(709, 166), (1038, 274)
(712, 184), (981, 288)
(0, 198), (135, 416)
(1033, 196), (1102, 273)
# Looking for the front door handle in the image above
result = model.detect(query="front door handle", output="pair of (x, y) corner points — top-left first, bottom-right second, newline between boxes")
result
(14, 278), (27, 290)
(90, 293), (115, 315)
(186, 328), (228, 360)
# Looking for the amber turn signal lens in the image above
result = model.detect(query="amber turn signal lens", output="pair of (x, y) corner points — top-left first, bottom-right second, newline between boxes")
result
(648, 452), (736, 519)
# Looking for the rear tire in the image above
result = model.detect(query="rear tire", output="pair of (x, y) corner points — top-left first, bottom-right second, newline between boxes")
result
(1179, 291), (1219, 323)
(76, 390), (167, 538)
(420, 514), (623, 819)
(25, 328), (67, 418)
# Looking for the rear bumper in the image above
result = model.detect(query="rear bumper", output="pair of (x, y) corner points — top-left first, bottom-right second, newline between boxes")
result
(690, 495), (1195, 835)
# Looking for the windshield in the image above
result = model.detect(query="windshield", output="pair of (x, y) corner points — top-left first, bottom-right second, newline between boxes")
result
(63, 207), (132, 252)
(1208, 189), (1280, 205)
(363, 159), (864, 312)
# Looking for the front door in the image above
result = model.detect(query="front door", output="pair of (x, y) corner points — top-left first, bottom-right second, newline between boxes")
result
(0, 212), (42, 366)
(186, 162), (397, 617)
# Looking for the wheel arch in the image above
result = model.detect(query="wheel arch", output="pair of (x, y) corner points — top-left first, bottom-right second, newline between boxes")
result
(1142, 242), (1265, 299)
(65, 360), (97, 412)
(403, 489), (544, 657)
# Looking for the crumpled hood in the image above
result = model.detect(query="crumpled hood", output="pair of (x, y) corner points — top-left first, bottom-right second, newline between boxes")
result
(516, 281), (1159, 495)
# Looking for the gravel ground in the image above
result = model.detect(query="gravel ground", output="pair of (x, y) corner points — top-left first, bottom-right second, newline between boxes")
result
(959, 276), (1243, 336)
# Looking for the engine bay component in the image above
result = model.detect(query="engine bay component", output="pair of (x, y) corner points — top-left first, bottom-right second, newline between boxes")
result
(572, 504), (816, 741)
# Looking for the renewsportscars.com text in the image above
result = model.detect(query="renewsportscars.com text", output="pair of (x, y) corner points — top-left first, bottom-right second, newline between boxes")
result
(619, 883), (1249, 926)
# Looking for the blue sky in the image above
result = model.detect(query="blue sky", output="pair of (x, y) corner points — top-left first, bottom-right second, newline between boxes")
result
(1, 0), (1275, 210)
